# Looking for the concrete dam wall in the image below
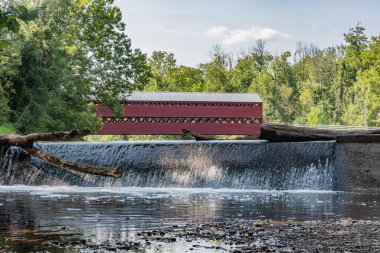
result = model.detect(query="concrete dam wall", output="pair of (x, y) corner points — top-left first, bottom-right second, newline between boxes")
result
(0, 141), (378, 191)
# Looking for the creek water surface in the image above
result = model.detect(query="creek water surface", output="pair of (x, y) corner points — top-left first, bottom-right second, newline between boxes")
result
(0, 186), (379, 252)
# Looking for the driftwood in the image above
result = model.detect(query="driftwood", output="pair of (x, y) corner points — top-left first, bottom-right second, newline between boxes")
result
(0, 130), (122, 177)
(0, 129), (92, 147)
(183, 125), (380, 143)
(259, 124), (380, 142)
(335, 134), (380, 143)
(182, 129), (215, 141)
(182, 129), (258, 141)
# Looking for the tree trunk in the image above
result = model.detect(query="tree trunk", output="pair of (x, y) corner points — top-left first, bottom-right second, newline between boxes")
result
(182, 129), (215, 141)
(0, 129), (122, 177)
(0, 129), (92, 147)
(259, 124), (380, 142)
(25, 148), (122, 177)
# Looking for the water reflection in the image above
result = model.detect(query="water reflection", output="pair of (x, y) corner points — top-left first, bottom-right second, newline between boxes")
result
(0, 187), (379, 252)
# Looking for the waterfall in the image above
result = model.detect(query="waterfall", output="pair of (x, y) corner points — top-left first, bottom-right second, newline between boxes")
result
(0, 140), (345, 190)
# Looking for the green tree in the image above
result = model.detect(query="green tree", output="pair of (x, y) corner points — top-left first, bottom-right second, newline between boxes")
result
(72, 0), (150, 113)
(201, 61), (231, 92)
(0, 84), (9, 123)
(0, 42), (20, 123)
(343, 35), (380, 126)
(229, 41), (273, 93)
(341, 24), (368, 107)
(144, 51), (176, 91)
(0, 3), (43, 48)
(4, 0), (149, 133)
(273, 51), (299, 123)
(145, 51), (204, 92)
(165, 66), (204, 92)
(200, 45), (232, 92)
(0, 2), (42, 124)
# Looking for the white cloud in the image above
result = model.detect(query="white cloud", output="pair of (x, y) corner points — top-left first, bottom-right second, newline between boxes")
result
(207, 26), (291, 45)
(206, 26), (228, 37)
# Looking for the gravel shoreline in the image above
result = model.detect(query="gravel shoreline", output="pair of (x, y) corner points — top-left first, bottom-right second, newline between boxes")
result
(139, 219), (380, 252)
(7, 219), (377, 253)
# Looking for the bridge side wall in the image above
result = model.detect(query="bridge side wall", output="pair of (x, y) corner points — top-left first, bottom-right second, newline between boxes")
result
(96, 101), (263, 135)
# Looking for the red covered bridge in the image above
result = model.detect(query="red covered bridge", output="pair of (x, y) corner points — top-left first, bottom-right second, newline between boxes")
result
(96, 92), (263, 135)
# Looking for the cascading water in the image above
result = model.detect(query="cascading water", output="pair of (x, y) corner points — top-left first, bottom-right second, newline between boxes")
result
(0, 140), (346, 190)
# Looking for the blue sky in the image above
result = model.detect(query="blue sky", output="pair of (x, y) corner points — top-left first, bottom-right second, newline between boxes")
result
(115, 0), (380, 66)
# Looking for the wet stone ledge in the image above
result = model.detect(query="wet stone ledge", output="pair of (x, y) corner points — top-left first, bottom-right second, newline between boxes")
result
(0, 140), (379, 191)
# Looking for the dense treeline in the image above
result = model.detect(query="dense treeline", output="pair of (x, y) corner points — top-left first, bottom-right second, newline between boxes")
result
(145, 29), (379, 127)
(0, 0), (379, 134)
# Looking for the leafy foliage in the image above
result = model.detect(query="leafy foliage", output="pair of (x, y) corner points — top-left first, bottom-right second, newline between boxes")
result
(146, 24), (379, 127)
(0, 3), (44, 49)
(1, 8), (379, 135)
(1, 0), (149, 133)
(0, 123), (14, 135)
(144, 51), (203, 92)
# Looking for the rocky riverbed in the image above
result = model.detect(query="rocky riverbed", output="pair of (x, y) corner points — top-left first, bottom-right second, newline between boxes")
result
(7, 218), (377, 253)
(1, 187), (379, 252)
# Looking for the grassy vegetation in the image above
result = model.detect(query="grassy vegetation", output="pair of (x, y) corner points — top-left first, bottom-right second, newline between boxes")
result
(0, 123), (15, 135)
(84, 135), (183, 142)
(84, 134), (246, 142)
(84, 135), (126, 142)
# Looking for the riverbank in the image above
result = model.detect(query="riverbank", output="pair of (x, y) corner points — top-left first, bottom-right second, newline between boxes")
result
(17, 219), (379, 253)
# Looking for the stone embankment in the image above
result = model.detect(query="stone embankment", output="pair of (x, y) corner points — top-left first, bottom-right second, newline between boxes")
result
(338, 142), (380, 190)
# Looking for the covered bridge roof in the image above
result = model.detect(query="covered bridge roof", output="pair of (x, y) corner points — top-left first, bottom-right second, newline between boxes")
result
(121, 92), (262, 103)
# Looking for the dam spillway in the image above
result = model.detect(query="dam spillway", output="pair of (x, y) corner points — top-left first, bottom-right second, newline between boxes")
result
(0, 140), (357, 191)
(0, 140), (379, 252)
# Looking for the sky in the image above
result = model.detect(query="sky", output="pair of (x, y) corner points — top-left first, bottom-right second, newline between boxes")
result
(114, 0), (380, 67)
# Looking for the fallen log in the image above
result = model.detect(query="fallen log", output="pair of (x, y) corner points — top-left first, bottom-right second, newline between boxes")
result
(182, 129), (215, 141)
(259, 124), (380, 142)
(336, 134), (380, 143)
(182, 129), (258, 141)
(25, 148), (122, 177)
(0, 129), (122, 177)
(0, 129), (92, 148)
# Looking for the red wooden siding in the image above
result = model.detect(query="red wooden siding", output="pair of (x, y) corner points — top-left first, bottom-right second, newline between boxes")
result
(96, 100), (263, 135)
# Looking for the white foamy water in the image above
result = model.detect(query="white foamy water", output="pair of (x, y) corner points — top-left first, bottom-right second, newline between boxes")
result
(0, 141), (339, 190)
(0, 185), (337, 197)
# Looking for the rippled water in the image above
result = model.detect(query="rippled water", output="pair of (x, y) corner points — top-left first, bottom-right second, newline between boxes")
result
(0, 186), (379, 252)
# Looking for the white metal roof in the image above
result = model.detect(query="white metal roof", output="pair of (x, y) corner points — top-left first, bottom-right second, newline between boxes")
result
(121, 92), (262, 103)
